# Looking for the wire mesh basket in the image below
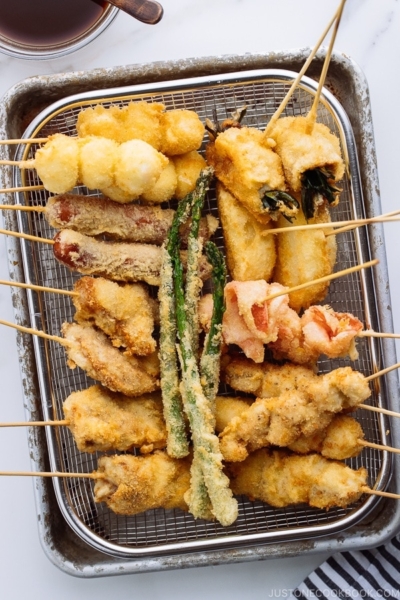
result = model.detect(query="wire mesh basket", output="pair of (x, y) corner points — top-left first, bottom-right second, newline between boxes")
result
(8, 68), (392, 559)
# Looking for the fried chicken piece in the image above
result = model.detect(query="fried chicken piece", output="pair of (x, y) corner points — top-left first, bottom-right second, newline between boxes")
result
(61, 322), (160, 396)
(227, 449), (367, 509)
(63, 385), (166, 454)
(206, 126), (298, 224)
(93, 452), (192, 515)
(215, 398), (365, 461)
(216, 183), (277, 281)
(72, 277), (156, 356)
(273, 205), (337, 312)
(53, 229), (212, 286)
(218, 374), (370, 462)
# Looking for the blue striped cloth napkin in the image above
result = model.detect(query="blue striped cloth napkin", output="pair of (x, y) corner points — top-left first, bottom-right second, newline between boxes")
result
(292, 536), (400, 598)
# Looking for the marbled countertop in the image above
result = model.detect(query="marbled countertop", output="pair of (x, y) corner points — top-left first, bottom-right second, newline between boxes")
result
(1, 0), (399, 597)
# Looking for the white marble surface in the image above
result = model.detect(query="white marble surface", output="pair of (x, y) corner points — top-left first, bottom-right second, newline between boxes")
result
(0, 0), (400, 597)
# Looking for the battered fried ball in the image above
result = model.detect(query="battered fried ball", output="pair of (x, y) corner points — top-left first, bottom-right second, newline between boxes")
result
(114, 139), (169, 196)
(34, 134), (79, 194)
(141, 160), (178, 204)
(78, 136), (118, 190)
(172, 150), (207, 200)
(159, 109), (205, 156)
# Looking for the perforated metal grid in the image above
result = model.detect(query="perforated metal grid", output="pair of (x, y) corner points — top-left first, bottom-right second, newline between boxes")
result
(12, 72), (389, 556)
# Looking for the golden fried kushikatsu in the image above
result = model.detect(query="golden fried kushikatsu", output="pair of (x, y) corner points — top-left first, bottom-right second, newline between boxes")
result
(216, 183), (277, 281)
(61, 322), (160, 396)
(199, 280), (363, 364)
(93, 452), (192, 516)
(266, 115), (345, 220)
(206, 126), (298, 224)
(227, 449), (367, 510)
(63, 385), (166, 454)
(172, 150), (207, 200)
(273, 204), (337, 312)
(218, 365), (371, 462)
(76, 102), (205, 156)
(53, 229), (213, 286)
(72, 277), (157, 356)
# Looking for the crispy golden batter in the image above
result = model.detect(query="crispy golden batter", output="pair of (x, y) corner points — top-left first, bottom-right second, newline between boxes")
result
(93, 452), (192, 515)
(141, 160), (178, 204)
(206, 127), (288, 224)
(76, 101), (165, 148)
(273, 205), (337, 312)
(227, 449), (367, 509)
(159, 109), (205, 156)
(63, 385), (166, 454)
(53, 229), (213, 286)
(172, 151), (207, 200)
(268, 115), (345, 193)
(72, 277), (156, 356)
(216, 183), (277, 281)
(61, 322), (160, 396)
(218, 371), (370, 463)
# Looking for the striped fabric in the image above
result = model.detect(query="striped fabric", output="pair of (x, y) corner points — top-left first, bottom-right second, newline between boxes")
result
(292, 536), (400, 599)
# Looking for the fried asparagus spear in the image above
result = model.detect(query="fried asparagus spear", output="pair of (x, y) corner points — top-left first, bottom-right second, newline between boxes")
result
(172, 170), (238, 526)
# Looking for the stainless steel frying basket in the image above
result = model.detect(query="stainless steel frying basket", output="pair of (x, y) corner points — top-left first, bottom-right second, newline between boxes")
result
(3, 63), (398, 565)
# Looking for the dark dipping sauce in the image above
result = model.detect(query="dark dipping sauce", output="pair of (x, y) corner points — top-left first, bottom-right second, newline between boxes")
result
(0, 0), (107, 46)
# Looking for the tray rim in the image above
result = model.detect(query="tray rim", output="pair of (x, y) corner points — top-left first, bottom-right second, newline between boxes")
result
(1, 49), (400, 576)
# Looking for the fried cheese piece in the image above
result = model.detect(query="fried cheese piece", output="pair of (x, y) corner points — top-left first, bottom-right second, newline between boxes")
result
(63, 385), (166, 454)
(61, 322), (160, 396)
(273, 205), (337, 312)
(227, 449), (367, 510)
(268, 115), (345, 194)
(206, 126), (294, 224)
(72, 277), (156, 356)
(93, 452), (192, 516)
(216, 183), (277, 281)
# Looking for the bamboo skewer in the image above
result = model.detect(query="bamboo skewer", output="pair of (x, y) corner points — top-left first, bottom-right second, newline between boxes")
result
(0, 319), (67, 345)
(366, 362), (400, 382)
(0, 279), (77, 297)
(0, 228), (54, 245)
(261, 211), (400, 236)
(359, 404), (400, 419)
(264, 2), (344, 137)
(0, 138), (49, 145)
(0, 204), (46, 212)
(265, 258), (379, 302)
(306, 0), (347, 130)
(0, 184), (45, 194)
(0, 420), (67, 427)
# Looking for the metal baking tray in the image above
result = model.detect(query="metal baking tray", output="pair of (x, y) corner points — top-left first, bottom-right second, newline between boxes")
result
(1, 51), (400, 576)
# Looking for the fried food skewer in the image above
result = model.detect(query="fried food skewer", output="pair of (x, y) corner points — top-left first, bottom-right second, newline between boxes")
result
(0, 318), (160, 396)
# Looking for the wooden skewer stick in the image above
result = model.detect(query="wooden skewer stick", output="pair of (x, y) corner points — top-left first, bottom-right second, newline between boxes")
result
(0, 228), (54, 245)
(359, 404), (400, 419)
(0, 184), (45, 194)
(306, 0), (347, 130)
(265, 258), (378, 302)
(359, 331), (400, 339)
(264, 2), (342, 137)
(0, 204), (45, 212)
(0, 319), (67, 346)
(358, 440), (400, 455)
(0, 470), (98, 479)
(0, 420), (68, 427)
(0, 159), (33, 167)
(0, 138), (49, 145)
(361, 487), (400, 500)
(261, 212), (400, 236)
(365, 361), (400, 382)
(0, 278), (77, 297)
